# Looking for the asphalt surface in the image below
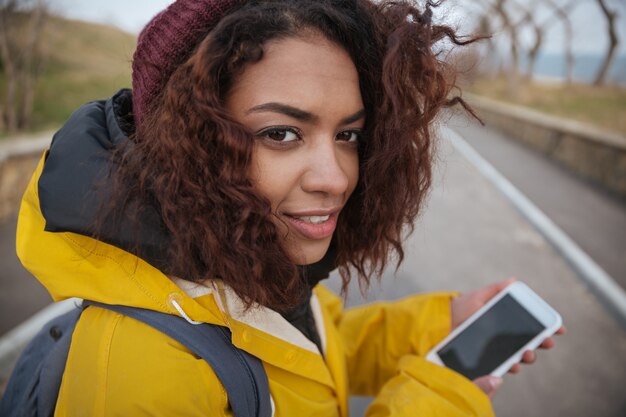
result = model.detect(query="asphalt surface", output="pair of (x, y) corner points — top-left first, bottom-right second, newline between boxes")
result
(447, 113), (626, 290)
(1, 122), (626, 416)
(0, 215), (53, 336)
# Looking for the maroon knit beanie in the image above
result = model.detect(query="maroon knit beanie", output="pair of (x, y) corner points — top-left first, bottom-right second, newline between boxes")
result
(131, 0), (242, 127)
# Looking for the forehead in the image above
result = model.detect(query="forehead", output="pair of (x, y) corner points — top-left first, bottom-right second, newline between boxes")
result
(227, 36), (362, 113)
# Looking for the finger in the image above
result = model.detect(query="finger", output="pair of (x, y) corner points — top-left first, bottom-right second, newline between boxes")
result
(503, 276), (517, 285)
(478, 277), (517, 301)
(491, 277), (517, 293)
(540, 337), (555, 349)
(521, 350), (535, 363)
(473, 376), (503, 399)
(539, 326), (566, 349)
(508, 363), (521, 374)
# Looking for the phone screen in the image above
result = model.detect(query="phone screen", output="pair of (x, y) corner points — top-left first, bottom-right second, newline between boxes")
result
(437, 294), (546, 380)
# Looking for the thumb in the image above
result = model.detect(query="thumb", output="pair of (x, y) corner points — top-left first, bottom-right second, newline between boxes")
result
(473, 376), (503, 399)
(484, 277), (516, 299)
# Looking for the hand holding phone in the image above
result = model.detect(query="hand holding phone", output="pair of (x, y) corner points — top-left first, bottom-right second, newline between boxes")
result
(427, 281), (563, 381)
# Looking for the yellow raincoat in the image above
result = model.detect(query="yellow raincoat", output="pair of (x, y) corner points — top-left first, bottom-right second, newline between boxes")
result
(17, 152), (494, 416)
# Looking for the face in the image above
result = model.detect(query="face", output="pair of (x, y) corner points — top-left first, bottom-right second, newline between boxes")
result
(226, 35), (363, 265)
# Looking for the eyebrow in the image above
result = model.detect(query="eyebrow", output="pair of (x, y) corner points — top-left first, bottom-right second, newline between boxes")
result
(246, 102), (365, 125)
(341, 109), (366, 125)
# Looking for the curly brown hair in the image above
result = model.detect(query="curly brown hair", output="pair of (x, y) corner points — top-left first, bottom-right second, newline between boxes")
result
(113, 0), (475, 311)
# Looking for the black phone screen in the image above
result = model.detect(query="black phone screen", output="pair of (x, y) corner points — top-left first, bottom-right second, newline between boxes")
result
(438, 294), (546, 380)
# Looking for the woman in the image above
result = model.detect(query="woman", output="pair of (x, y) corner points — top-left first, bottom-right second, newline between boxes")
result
(16, 0), (561, 415)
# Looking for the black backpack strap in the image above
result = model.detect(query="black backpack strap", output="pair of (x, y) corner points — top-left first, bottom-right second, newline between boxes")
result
(0, 306), (83, 417)
(84, 301), (271, 417)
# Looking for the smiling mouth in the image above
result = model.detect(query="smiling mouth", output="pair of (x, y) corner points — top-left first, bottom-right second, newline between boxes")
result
(287, 214), (330, 224)
(281, 211), (339, 240)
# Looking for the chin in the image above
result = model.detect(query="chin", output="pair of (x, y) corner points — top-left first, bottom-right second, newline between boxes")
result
(291, 238), (332, 265)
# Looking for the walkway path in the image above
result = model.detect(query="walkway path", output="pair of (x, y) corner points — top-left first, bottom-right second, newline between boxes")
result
(448, 114), (626, 290)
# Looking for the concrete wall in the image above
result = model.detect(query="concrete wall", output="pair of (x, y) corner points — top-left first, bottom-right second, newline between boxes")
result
(0, 135), (51, 223)
(467, 95), (626, 198)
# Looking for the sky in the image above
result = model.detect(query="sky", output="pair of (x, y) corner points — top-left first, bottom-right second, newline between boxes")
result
(47, 0), (626, 55)
(48, 0), (174, 34)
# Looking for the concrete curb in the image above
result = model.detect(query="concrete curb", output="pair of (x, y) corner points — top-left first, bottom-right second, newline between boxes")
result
(0, 135), (52, 164)
(445, 126), (626, 330)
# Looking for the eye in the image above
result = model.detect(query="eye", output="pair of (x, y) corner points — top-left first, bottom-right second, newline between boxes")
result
(336, 130), (361, 143)
(257, 127), (300, 142)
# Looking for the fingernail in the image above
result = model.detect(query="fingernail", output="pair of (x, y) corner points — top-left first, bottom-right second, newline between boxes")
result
(490, 377), (503, 390)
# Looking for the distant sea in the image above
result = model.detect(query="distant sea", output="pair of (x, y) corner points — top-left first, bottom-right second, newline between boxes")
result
(525, 53), (626, 86)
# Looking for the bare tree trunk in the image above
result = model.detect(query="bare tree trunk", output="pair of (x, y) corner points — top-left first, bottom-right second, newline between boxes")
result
(474, 0), (580, 87)
(0, 0), (19, 132)
(564, 20), (574, 84)
(515, 1), (545, 83)
(472, 0), (536, 94)
(18, 0), (47, 130)
(0, 0), (47, 133)
(508, 30), (520, 96)
(476, 14), (497, 77)
(594, 0), (619, 86)
(526, 25), (543, 82)
(541, 0), (577, 84)
(492, 0), (521, 97)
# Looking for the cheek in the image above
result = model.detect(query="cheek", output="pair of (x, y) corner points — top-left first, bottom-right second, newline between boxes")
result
(248, 146), (300, 209)
(249, 144), (360, 207)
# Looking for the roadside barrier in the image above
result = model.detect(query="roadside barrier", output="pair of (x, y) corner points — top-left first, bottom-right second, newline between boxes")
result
(467, 95), (626, 199)
(0, 134), (52, 223)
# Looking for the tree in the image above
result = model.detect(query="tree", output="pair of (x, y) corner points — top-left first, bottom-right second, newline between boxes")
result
(593, 0), (619, 86)
(512, 0), (546, 82)
(0, 0), (48, 133)
(475, 0), (527, 97)
(544, 0), (578, 84)
(467, 0), (583, 87)
(517, 0), (579, 84)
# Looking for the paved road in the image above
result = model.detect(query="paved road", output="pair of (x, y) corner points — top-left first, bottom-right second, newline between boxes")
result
(447, 113), (626, 290)
(1, 123), (625, 416)
(0, 215), (52, 336)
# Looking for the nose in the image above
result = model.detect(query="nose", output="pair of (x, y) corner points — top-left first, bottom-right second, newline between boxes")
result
(300, 139), (351, 197)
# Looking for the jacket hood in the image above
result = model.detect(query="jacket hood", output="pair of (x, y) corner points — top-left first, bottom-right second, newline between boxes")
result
(38, 89), (171, 271)
(16, 89), (220, 325)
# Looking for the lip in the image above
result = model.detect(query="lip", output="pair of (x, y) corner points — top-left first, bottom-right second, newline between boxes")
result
(281, 207), (341, 240)
(283, 206), (341, 217)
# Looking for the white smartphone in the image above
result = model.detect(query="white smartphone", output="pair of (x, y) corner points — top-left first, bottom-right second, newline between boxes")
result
(426, 281), (562, 380)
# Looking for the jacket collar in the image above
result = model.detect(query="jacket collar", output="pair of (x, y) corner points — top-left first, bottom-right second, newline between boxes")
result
(172, 277), (336, 388)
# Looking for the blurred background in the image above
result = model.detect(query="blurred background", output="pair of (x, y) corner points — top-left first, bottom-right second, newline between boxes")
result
(0, 0), (625, 416)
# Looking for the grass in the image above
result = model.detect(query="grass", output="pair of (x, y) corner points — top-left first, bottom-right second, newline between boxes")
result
(4, 15), (624, 139)
(465, 76), (626, 137)
(0, 14), (136, 137)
